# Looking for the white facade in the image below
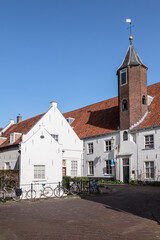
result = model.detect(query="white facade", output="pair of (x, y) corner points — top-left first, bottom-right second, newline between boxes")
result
(83, 132), (119, 179)
(82, 126), (160, 183)
(0, 102), (83, 194)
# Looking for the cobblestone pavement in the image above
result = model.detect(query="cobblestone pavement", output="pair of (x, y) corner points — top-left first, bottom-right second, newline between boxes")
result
(0, 185), (160, 240)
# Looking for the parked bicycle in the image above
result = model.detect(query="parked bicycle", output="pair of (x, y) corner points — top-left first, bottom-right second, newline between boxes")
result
(90, 179), (102, 194)
(0, 183), (22, 202)
(54, 182), (79, 198)
(39, 184), (54, 198)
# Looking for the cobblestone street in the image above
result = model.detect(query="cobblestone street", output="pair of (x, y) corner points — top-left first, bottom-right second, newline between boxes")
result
(0, 185), (160, 240)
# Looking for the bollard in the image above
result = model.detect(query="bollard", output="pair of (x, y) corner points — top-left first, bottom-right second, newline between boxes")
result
(31, 183), (33, 199)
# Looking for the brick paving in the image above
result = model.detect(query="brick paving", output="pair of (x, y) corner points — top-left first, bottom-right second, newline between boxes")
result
(0, 185), (160, 240)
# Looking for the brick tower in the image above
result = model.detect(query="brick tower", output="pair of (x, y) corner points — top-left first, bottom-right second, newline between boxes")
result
(117, 36), (148, 130)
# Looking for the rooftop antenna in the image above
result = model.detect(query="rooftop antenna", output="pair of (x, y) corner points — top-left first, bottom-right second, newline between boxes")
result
(126, 19), (134, 44)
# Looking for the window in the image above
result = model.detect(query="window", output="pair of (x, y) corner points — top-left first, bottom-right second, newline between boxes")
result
(87, 143), (93, 154)
(105, 140), (112, 151)
(71, 161), (77, 178)
(51, 134), (59, 142)
(142, 95), (146, 105)
(145, 162), (154, 179)
(34, 165), (45, 179)
(145, 135), (154, 149)
(120, 69), (127, 85)
(122, 99), (128, 111)
(123, 131), (128, 141)
(105, 160), (112, 175)
(88, 161), (94, 175)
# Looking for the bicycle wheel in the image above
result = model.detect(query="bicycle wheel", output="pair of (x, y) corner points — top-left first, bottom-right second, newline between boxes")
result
(0, 190), (5, 201)
(11, 189), (22, 201)
(54, 187), (64, 198)
(70, 184), (79, 195)
(43, 187), (53, 198)
(26, 189), (36, 199)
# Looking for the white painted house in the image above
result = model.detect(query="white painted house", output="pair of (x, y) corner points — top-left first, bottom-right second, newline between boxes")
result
(0, 101), (83, 192)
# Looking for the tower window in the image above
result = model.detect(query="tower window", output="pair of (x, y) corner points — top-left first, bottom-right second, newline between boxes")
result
(120, 69), (127, 85)
(142, 95), (146, 105)
(122, 100), (128, 111)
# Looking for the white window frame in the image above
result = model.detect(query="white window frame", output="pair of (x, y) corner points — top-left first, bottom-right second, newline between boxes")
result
(104, 140), (112, 152)
(34, 165), (45, 180)
(145, 161), (154, 180)
(88, 161), (94, 175)
(120, 68), (127, 86)
(105, 160), (112, 175)
(87, 143), (93, 154)
(144, 135), (154, 149)
(71, 161), (78, 178)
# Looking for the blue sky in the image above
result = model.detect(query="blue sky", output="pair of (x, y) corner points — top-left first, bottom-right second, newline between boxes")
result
(0, 0), (160, 127)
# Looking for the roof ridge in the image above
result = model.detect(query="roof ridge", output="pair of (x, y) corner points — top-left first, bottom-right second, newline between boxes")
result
(16, 112), (45, 125)
(63, 96), (118, 114)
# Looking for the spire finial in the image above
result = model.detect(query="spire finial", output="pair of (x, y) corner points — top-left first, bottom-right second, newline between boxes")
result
(126, 19), (134, 44)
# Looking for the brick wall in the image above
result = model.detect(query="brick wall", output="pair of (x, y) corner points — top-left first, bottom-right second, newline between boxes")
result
(118, 66), (147, 130)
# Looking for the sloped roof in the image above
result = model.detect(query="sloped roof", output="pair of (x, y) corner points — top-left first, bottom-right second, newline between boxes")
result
(63, 97), (119, 138)
(64, 82), (160, 138)
(1, 82), (160, 148)
(133, 82), (160, 130)
(0, 113), (44, 148)
(118, 43), (147, 71)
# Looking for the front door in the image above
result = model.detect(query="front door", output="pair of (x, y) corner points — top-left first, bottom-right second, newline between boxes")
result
(123, 158), (129, 183)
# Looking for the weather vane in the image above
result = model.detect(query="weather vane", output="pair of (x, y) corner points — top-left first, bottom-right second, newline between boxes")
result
(126, 19), (134, 44)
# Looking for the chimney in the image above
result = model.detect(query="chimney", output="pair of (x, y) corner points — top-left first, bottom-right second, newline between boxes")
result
(50, 101), (57, 109)
(17, 114), (22, 124)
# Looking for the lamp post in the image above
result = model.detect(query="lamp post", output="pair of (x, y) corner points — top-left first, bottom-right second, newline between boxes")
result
(111, 137), (117, 180)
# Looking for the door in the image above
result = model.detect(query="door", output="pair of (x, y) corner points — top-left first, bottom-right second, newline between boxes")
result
(123, 158), (129, 183)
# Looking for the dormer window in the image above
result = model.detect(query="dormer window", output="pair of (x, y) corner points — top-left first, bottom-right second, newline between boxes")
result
(120, 69), (127, 86)
(142, 95), (146, 105)
(66, 117), (75, 125)
(122, 100), (128, 111)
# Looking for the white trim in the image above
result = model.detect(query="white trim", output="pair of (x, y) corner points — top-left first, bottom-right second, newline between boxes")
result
(120, 68), (127, 86)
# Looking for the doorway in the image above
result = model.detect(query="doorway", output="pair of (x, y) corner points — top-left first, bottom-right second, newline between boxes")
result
(123, 158), (129, 183)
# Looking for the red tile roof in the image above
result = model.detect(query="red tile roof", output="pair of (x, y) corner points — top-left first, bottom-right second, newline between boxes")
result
(63, 97), (119, 138)
(0, 113), (44, 148)
(1, 82), (160, 148)
(64, 82), (160, 138)
(134, 82), (160, 130)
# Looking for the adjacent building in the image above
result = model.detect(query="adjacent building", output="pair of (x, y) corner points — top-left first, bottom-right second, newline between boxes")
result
(64, 36), (160, 183)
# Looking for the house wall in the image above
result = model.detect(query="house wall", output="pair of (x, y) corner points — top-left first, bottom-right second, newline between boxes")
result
(136, 128), (160, 181)
(83, 132), (119, 179)
(20, 127), (62, 196)
(22, 103), (83, 178)
(0, 147), (19, 170)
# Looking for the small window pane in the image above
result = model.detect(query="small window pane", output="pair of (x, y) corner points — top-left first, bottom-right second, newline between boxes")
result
(71, 161), (77, 178)
(145, 135), (154, 149)
(88, 161), (94, 175)
(87, 143), (93, 154)
(106, 160), (112, 174)
(34, 165), (45, 179)
(105, 140), (112, 151)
